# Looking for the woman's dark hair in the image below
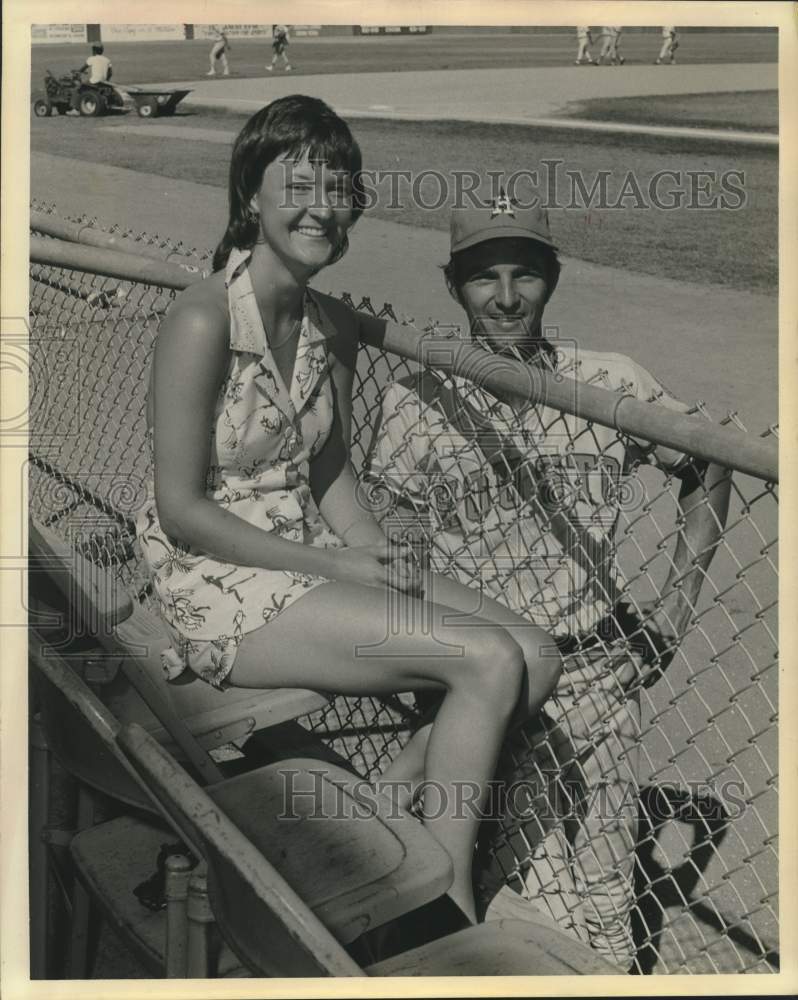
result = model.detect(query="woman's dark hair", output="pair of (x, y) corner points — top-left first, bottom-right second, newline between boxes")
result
(443, 238), (561, 304)
(212, 95), (365, 272)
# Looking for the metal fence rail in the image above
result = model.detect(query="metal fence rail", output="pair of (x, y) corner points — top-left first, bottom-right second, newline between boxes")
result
(28, 202), (778, 975)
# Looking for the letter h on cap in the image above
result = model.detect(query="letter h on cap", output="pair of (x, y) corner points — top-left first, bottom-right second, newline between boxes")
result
(490, 187), (516, 218)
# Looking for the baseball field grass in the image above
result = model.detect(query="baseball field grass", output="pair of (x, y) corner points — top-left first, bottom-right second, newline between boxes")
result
(563, 89), (778, 132)
(30, 31), (778, 89)
(30, 109), (777, 293)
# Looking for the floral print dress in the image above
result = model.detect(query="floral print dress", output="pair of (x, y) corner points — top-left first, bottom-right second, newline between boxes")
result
(136, 246), (342, 687)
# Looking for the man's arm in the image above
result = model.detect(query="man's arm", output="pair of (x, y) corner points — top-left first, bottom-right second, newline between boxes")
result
(620, 359), (732, 656)
(640, 458), (731, 646)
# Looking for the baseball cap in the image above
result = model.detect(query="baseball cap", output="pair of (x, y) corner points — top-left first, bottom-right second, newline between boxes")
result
(450, 185), (557, 255)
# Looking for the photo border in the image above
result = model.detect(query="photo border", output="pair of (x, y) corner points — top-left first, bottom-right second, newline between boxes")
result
(2, 1), (795, 996)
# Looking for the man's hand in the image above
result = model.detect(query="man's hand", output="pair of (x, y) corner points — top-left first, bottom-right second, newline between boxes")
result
(618, 595), (694, 684)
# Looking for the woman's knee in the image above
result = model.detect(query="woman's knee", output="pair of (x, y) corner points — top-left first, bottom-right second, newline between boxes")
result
(534, 646), (563, 705)
(513, 628), (562, 710)
(455, 626), (526, 714)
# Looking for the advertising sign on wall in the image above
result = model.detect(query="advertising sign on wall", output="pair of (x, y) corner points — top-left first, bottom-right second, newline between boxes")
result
(99, 24), (186, 42)
(31, 23), (87, 44)
(355, 26), (430, 35)
(192, 24), (272, 39)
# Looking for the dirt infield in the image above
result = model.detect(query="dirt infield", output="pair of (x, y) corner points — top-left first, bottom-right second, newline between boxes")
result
(135, 63), (777, 125)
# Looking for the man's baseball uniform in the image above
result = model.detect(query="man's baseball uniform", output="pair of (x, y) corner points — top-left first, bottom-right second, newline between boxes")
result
(657, 27), (679, 64)
(575, 26), (594, 64)
(367, 344), (690, 967)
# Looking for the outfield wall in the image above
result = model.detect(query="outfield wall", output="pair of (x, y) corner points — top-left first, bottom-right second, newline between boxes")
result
(31, 23), (777, 44)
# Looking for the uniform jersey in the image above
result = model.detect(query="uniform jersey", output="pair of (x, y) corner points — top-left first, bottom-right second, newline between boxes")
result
(273, 26), (289, 50)
(367, 343), (690, 640)
(576, 26), (591, 40)
(85, 54), (112, 83)
(662, 26), (676, 37)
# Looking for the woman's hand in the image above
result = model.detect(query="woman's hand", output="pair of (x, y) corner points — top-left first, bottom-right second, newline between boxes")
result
(331, 542), (424, 596)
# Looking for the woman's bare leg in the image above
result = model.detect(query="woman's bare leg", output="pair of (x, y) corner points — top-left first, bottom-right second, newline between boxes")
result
(378, 572), (561, 803)
(227, 579), (560, 920)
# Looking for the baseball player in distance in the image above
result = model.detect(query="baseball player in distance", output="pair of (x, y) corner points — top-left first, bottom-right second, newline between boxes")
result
(207, 27), (231, 76)
(596, 26), (625, 65)
(574, 26), (595, 65)
(267, 25), (292, 71)
(656, 26), (679, 64)
(366, 183), (731, 968)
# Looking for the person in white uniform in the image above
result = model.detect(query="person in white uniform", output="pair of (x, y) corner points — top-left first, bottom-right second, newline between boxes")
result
(267, 25), (292, 71)
(367, 181), (730, 967)
(207, 27), (231, 76)
(574, 26), (595, 65)
(655, 26), (679, 65)
(596, 26), (624, 65)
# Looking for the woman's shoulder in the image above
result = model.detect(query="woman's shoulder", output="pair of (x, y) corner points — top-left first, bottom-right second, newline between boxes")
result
(162, 272), (230, 347)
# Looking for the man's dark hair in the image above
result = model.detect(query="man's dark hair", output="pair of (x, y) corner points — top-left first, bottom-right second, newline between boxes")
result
(92, 44), (104, 55)
(443, 238), (561, 303)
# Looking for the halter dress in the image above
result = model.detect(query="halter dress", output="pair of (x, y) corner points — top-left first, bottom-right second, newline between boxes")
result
(136, 246), (342, 688)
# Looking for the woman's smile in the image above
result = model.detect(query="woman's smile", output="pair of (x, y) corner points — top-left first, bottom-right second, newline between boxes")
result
(294, 224), (331, 239)
(250, 151), (355, 274)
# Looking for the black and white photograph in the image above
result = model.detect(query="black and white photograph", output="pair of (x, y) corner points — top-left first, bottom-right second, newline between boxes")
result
(2, 0), (794, 993)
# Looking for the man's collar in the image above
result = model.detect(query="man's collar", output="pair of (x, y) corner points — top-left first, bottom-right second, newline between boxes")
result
(472, 335), (558, 371)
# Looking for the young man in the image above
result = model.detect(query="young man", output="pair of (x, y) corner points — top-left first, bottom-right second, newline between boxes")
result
(366, 186), (730, 968)
(207, 27), (230, 76)
(574, 26), (595, 65)
(80, 44), (112, 84)
(267, 25), (292, 72)
(656, 26), (679, 65)
(79, 43), (128, 105)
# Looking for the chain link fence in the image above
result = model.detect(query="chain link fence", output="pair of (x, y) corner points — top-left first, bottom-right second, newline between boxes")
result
(28, 202), (778, 975)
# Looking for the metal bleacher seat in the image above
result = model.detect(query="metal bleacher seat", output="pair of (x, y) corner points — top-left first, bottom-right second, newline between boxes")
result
(29, 640), (455, 977)
(29, 513), (335, 975)
(118, 722), (623, 977)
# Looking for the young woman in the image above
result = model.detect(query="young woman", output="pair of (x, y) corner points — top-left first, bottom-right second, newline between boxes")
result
(137, 95), (561, 922)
